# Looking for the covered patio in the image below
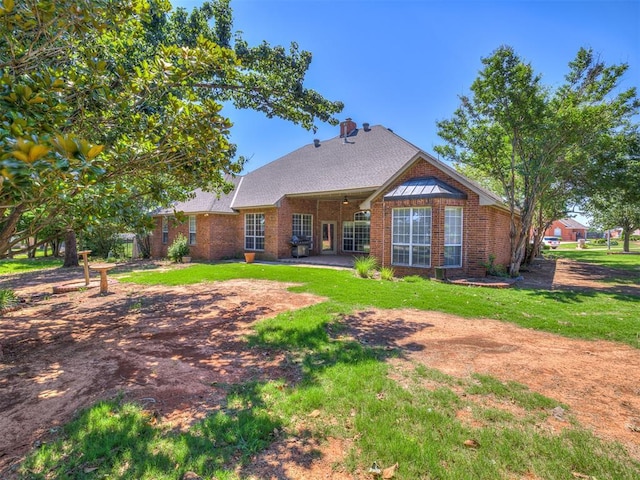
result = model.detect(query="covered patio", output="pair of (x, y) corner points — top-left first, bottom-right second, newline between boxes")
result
(277, 254), (355, 269)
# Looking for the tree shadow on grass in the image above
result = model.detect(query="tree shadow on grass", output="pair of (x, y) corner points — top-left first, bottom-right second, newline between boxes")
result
(18, 388), (286, 480)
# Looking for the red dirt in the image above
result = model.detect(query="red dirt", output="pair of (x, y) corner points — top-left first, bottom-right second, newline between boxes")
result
(1, 257), (639, 479)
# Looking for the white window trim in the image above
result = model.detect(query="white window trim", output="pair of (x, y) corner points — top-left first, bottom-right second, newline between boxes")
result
(342, 211), (371, 253)
(444, 207), (463, 268)
(161, 217), (169, 244)
(245, 213), (265, 251)
(188, 215), (196, 246)
(391, 207), (432, 268)
(292, 213), (313, 236)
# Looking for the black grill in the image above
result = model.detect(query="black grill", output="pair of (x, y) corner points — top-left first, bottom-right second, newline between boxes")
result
(290, 235), (310, 258)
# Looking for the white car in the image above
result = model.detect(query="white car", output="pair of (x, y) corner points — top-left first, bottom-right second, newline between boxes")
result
(542, 236), (560, 249)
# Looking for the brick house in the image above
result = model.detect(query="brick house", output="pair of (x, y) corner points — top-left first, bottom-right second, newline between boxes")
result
(152, 119), (516, 277)
(544, 218), (588, 242)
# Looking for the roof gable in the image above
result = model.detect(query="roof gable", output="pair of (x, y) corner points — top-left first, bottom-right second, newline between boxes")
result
(558, 218), (588, 229)
(231, 125), (420, 208)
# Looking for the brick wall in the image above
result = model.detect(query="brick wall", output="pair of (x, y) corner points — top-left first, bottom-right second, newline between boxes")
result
(150, 213), (240, 260)
(544, 220), (587, 241)
(484, 207), (514, 270)
(236, 207), (279, 261)
(368, 157), (513, 278)
(275, 197), (368, 258)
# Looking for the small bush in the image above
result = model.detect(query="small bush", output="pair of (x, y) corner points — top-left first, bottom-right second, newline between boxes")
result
(591, 238), (619, 246)
(353, 255), (378, 278)
(167, 234), (190, 262)
(630, 235), (640, 241)
(380, 266), (395, 281)
(482, 254), (508, 277)
(0, 289), (18, 310)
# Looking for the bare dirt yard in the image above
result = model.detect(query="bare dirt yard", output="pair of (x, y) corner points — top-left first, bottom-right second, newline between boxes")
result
(1, 258), (639, 478)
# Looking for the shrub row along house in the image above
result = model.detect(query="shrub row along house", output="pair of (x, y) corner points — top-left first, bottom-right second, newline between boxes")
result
(152, 119), (514, 277)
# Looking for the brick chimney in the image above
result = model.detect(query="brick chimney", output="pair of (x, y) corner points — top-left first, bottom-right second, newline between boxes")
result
(339, 118), (357, 138)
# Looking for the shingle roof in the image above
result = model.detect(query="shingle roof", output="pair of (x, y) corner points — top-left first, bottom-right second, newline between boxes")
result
(156, 176), (241, 215)
(232, 125), (420, 208)
(559, 218), (588, 229)
(155, 123), (510, 214)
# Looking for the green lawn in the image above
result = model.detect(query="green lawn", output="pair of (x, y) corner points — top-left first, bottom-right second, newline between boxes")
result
(0, 256), (63, 275)
(551, 240), (640, 271)
(119, 262), (640, 348)
(16, 261), (640, 479)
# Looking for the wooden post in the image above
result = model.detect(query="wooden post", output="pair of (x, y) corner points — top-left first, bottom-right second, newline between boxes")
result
(78, 250), (92, 286)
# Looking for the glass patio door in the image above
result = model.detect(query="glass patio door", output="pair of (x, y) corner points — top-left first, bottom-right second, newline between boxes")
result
(321, 221), (336, 254)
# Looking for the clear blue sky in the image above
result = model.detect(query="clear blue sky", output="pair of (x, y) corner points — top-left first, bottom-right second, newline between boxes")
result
(173, 0), (639, 223)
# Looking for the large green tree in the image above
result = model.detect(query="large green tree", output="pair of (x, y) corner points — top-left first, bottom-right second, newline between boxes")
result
(0, 0), (343, 258)
(582, 128), (640, 252)
(436, 46), (638, 276)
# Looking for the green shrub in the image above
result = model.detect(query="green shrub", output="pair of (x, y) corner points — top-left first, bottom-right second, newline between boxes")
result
(482, 254), (508, 277)
(167, 234), (190, 262)
(591, 238), (619, 246)
(630, 235), (640, 241)
(380, 266), (395, 281)
(0, 289), (18, 310)
(353, 255), (378, 278)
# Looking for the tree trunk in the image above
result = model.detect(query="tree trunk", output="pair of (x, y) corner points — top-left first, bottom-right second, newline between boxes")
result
(0, 205), (26, 257)
(63, 230), (79, 268)
(135, 234), (151, 259)
(623, 226), (630, 253)
(52, 239), (61, 257)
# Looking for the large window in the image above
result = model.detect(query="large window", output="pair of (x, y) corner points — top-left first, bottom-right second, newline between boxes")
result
(188, 215), (196, 245)
(162, 217), (169, 244)
(292, 214), (312, 238)
(444, 207), (463, 267)
(343, 211), (371, 252)
(245, 213), (265, 250)
(392, 207), (431, 267)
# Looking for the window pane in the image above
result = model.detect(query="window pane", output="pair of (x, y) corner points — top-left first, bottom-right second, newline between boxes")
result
(412, 208), (431, 245)
(354, 211), (371, 221)
(162, 217), (168, 244)
(412, 246), (431, 267)
(444, 246), (462, 267)
(392, 208), (410, 244)
(392, 245), (410, 265)
(444, 207), (462, 244)
(354, 220), (370, 252)
(189, 216), (196, 245)
(392, 207), (431, 267)
(245, 213), (265, 251)
(293, 214), (312, 238)
(444, 207), (462, 266)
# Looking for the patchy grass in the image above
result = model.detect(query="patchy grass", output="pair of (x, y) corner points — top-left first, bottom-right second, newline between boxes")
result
(21, 305), (640, 479)
(120, 262), (640, 348)
(0, 289), (18, 310)
(16, 260), (640, 478)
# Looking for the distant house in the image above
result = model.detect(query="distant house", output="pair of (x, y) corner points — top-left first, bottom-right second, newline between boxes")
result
(152, 119), (517, 277)
(545, 218), (588, 241)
